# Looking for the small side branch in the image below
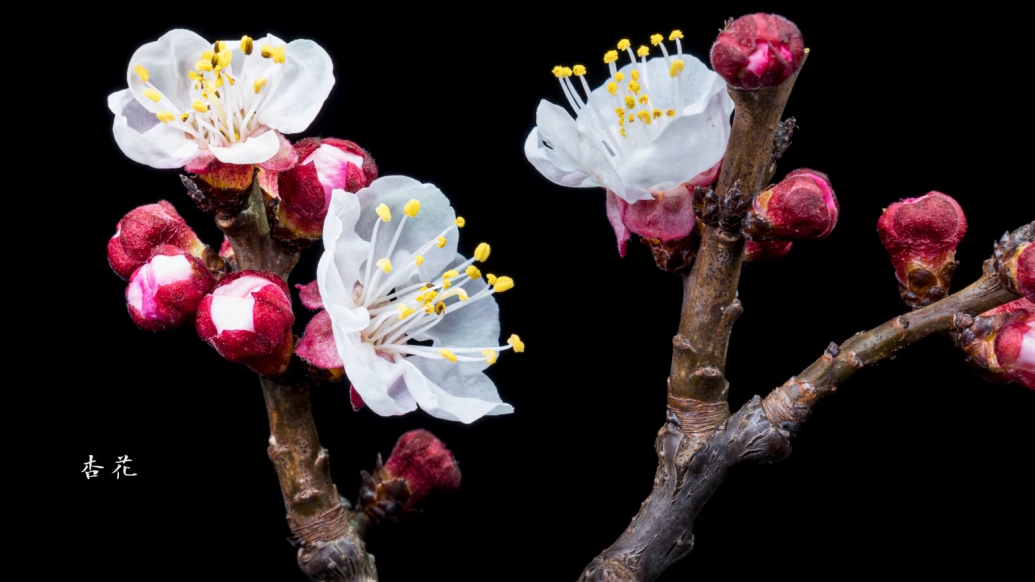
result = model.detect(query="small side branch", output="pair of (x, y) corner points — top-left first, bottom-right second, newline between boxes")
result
(668, 62), (806, 435)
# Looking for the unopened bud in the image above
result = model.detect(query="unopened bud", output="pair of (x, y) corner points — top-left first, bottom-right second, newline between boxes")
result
(384, 429), (461, 504)
(744, 239), (793, 262)
(126, 247), (215, 331)
(195, 270), (295, 377)
(958, 299), (1035, 390)
(877, 192), (968, 309)
(993, 222), (1034, 303)
(108, 201), (206, 280)
(744, 169), (838, 241)
(274, 137), (378, 241)
(711, 13), (806, 90)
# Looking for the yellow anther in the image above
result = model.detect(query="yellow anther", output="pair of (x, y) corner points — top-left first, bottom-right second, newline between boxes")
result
(617, 39), (631, 50)
(607, 82), (618, 96)
(216, 50), (232, 69)
(620, 127), (627, 137)
(653, 109), (663, 119)
(637, 110), (652, 125)
(134, 65), (150, 83)
(376, 258), (392, 273)
(398, 304), (414, 319)
(639, 95), (649, 105)
(628, 113), (635, 122)
(214, 40), (227, 52)
(618, 116), (624, 127)
(474, 242), (491, 262)
(670, 59), (685, 78)
(201, 50), (215, 62)
(454, 289), (470, 301)
(561, 67), (573, 77)
(241, 36), (254, 55)
(192, 100), (208, 113)
(486, 274), (498, 285)
(651, 34), (664, 46)
(214, 75), (224, 88)
(572, 64), (587, 76)
(625, 96), (636, 109)
(261, 44), (286, 64)
(188, 71), (199, 80)
(415, 255), (425, 266)
(604, 50), (619, 64)
(204, 79), (217, 94)
(375, 203), (391, 222)
(442, 280), (452, 289)
(466, 266), (482, 280)
(615, 107), (625, 117)
(614, 72), (625, 82)
(482, 349), (497, 365)
(156, 110), (176, 124)
(404, 199), (420, 217)
(436, 236), (447, 248)
(442, 269), (459, 279)
(195, 59), (213, 72)
(435, 302), (447, 315)
(455, 216), (466, 228)
(227, 75), (235, 86)
(666, 109), (676, 117)
(669, 30), (684, 41)
(631, 69), (639, 81)
(552, 66), (566, 78)
(637, 45), (650, 57)
(424, 304), (434, 314)
(507, 334), (525, 353)
(254, 77), (267, 94)
(440, 348), (458, 362)
(493, 276), (514, 292)
(180, 112), (189, 122)
(143, 88), (162, 102)
(628, 80), (640, 94)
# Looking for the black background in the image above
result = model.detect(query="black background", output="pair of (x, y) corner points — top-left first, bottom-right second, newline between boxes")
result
(46, 5), (1033, 580)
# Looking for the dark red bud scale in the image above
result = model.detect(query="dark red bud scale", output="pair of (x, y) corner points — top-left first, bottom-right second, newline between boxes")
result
(744, 169), (838, 241)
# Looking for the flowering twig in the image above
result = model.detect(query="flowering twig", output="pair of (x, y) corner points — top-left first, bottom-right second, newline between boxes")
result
(580, 260), (1018, 582)
(668, 56), (806, 441)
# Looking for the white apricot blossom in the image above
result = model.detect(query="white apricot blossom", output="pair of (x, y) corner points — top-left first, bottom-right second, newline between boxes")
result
(109, 29), (333, 169)
(317, 176), (520, 423)
(525, 32), (734, 203)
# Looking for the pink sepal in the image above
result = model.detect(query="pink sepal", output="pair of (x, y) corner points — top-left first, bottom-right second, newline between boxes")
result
(295, 310), (344, 371)
(296, 280), (324, 310)
(257, 131), (299, 172)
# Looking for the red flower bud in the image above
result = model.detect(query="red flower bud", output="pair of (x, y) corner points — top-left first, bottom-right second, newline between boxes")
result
(744, 239), (793, 262)
(126, 248), (215, 332)
(384, 430), (461, 504)
(274, 137), (378, 239)
(711, 13), (806, 90)
(960, 299), (1035, 390)
(877, 192), (968, 308)
(745, 169), (838, 241)
(108, 201), (206, 280)
(997, 233), (1034, 303)
(196, 270), (295, 376)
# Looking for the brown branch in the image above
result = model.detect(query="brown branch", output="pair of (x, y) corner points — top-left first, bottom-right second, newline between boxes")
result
(216, 178), (299, 280)
(580, 263), (1017, 582)
(668, 59), (806, 438)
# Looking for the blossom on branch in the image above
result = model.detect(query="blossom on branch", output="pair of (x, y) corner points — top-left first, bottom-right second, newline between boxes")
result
(126, 247), (215, 332)
(316, 176), (518, 423)
(108, 201), (208, 280)
(525, 32), (733, 204)
(109, 30), (332, 169)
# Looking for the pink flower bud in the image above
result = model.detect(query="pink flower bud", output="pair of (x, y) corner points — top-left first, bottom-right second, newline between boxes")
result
(993, 302), (1034, 390)
(744, 239), (793, 262)
(108, 201), (206, 280)
(196, 270), (295, 376)
(745, 169), (838, 241)
(384, 429), (461, 504)
(1001, 240), (1034, 303)
(877, 192), (968, 308)
(711, 13), (806, 90)
(275, 137), (378, 239)
(126, 248), (215, 332)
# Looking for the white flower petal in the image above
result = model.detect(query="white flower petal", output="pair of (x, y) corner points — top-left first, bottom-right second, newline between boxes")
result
(127, 29), (209, 113)
(318, 190), (370, 312)
(402, 358), (513, 423)
(355, 176), (458, 279)
(413, 254), (500, 372)
(110, 89), (199, 168)
(337, 331), (418, 416)
(254, 37), (334, 134)
(209, 128), (281, 164)
(523, 128), (599, 189)
(534, 100), (587, 173)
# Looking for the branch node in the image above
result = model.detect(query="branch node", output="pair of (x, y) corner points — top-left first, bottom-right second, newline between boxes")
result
(772, 116), (796, 163)
(824, 342), (840, 358)
(693, 186), (719, 226)
(671, 334), (696, 353)
(668, 392), (730, 438)
(294, 487), (324, 505)
(954, 312), (975, 330)
(718, 179), (749, 233)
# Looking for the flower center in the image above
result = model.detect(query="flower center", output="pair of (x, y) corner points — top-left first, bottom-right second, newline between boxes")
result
(135, 35), (286, 149)
(551, 31), (687, 158)
(356, 201), (521, 365)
